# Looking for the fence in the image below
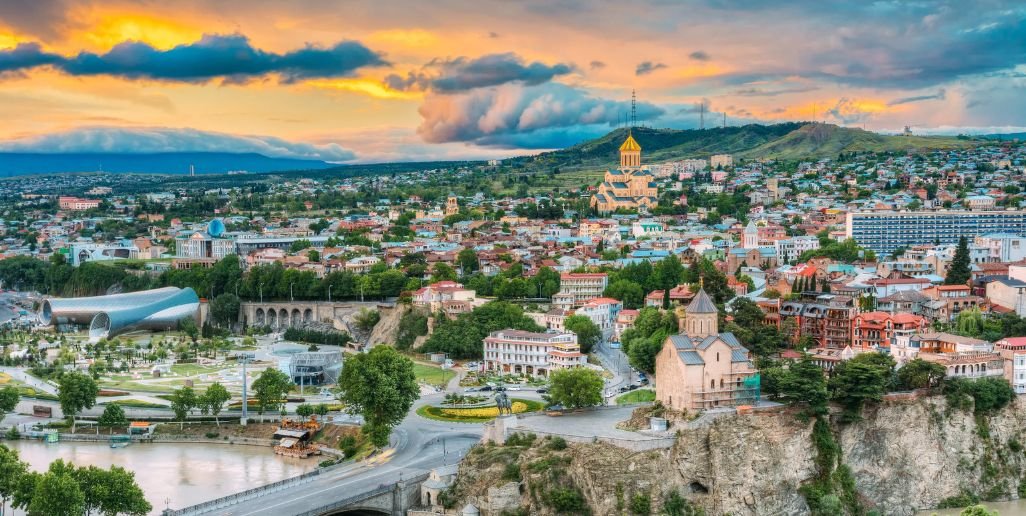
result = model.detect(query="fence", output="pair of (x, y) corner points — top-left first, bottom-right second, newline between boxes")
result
(54, 433), (275, 447)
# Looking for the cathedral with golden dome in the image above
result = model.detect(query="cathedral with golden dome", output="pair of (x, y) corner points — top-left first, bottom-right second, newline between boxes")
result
(590, 131), (659, 213)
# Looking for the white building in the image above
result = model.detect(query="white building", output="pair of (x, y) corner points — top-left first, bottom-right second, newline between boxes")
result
(482, 329), (586, 377)
(775, 236), (820, 264)
(572, 297), (623, 342)
(555, 273), (608, 309)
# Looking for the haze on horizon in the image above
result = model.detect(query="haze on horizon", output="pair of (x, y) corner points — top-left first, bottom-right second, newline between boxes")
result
(0, 0), (1024, 163)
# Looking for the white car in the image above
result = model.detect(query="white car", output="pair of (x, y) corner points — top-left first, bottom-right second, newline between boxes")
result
(507, 385), (522, 391)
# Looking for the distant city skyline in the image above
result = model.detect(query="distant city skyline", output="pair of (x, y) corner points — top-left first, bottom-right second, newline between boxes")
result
(0, 0), (1024, 162)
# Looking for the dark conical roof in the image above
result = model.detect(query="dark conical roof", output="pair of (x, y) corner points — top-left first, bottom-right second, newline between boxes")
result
(687, 288), (717, 314)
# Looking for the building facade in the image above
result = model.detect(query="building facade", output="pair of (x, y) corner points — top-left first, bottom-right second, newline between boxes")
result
(482, 329), (586, 377)
(655, 288), (758, 411)
(591, 133), (659, 213)
(845, 210), (1026, 255)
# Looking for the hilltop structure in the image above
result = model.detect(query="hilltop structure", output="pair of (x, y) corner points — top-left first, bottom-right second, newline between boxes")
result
(590, 132), (659, 213)
(654, 288), (759, 411)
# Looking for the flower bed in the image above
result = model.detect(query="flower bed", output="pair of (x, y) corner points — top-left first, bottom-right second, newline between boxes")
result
(417, 398), (544, 422)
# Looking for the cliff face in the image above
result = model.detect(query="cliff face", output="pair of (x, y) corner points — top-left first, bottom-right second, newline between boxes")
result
(453, 396), (1026, 515)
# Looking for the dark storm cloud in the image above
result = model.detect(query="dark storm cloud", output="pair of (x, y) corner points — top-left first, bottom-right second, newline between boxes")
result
(0, 34), (386, 83)
(635, 61), (667, 75)
(429, 53), (574, 92)
(887, 89), (946, 106)
(689, 51), (710, 61)
(731, 86), (819, 96)
(0, 43), (62, 74)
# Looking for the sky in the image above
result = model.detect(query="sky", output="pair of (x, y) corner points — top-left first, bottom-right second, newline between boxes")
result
(0, 0), (1024, 163)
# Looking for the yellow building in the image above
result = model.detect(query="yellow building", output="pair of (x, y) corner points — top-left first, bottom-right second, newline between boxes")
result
(591, 132), (659, 213)
(445, 193), (459, 216)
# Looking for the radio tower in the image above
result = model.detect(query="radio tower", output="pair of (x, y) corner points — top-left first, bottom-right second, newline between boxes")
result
(631, 89), (637, 128)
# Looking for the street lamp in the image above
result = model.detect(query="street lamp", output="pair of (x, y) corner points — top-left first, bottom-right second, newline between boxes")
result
(259, 283), (263, 303)
(289, 281), (295, 302)
(328, 285), (333, 303)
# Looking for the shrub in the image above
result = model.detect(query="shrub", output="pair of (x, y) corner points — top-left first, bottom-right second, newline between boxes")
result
(204, 432), (219, 439)
(505, 432), (537, 447)
(630, 492), (651, 515)
(546, 487), (587, 514)
(663, 489), (705, 516)
(502, 462), (522, 482)
(1009, 437), (1023, 453)
(548, 436), (568, 451)
(937, 492), (980, 509)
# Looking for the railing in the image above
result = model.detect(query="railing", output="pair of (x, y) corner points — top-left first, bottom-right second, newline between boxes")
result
(162, 468), (325, 516)
(291, 472), (431, 516)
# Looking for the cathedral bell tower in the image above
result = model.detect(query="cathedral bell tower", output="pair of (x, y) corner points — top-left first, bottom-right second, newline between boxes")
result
(619, 131), (641, 168)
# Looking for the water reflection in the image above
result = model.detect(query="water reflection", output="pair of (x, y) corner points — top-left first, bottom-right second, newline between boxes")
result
(6, 440), (317, 514)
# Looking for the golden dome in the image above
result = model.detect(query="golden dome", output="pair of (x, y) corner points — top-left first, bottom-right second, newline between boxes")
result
(619, 132), (641, 152)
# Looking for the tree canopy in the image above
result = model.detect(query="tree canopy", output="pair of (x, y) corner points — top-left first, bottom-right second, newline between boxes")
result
(547, 368), (604, 409)
(336, 346), (419, 447)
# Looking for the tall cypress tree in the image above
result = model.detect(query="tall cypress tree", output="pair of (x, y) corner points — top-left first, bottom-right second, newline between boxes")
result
(945, 236), (972, 285)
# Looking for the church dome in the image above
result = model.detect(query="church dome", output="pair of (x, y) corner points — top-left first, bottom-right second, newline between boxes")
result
(619, 133), (642, 152)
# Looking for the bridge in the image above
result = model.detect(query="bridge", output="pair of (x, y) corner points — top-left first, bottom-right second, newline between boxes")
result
(238, 301), (392, 329)
(163, 411), (482, 516)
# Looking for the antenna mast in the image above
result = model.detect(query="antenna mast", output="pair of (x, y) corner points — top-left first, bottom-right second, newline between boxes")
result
(700, 101), (705, 130)
(631, 89), (637, 129)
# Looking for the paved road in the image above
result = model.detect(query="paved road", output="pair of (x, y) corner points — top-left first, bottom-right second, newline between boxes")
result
(200, 392), (484, 515)
(593, 341), (635, 403)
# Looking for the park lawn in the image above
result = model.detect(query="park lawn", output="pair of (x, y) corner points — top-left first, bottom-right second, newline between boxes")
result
(102, 399), (167, 409)
(98, 381), (176, 394)
(0, 372), (11, 384)
(413, 363), (455, 388)
(616, 389), (656, 405)
(170, 364), (223, 376)
(18, 386), (58, 401)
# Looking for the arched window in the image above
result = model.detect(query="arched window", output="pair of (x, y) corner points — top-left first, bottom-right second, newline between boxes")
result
(710, 379), (715, 388)
(717, 352), (720, 362)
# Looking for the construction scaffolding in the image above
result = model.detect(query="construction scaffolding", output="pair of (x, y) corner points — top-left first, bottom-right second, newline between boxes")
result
(288, 350), (343, 386)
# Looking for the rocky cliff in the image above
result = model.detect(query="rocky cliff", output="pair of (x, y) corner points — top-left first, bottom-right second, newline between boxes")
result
(446, 395), (1026, 515)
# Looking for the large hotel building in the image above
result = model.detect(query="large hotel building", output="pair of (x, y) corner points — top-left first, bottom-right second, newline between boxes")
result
(846, 210), (1026, 255)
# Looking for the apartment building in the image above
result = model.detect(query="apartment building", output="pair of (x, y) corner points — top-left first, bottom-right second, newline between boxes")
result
(975, 233), (1026, 262)
(775, 236), (820, 264)
(852, 312), (927, 351)
(845, 210), (1026, 255)
(482, 330), (586, 377)
(554, 272), (608, 309)
(58, 196), (101, 211)
(572, 297), (622, 342)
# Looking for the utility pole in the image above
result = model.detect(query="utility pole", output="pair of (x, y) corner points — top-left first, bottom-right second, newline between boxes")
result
(631, 89), (637, 128)
(240, 354), (251, 425)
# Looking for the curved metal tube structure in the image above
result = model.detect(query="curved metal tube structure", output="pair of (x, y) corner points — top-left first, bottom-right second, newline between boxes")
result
(39, 287), (182, 326)
(88, 287), (200, 340)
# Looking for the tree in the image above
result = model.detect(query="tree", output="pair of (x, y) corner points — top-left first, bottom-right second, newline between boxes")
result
(314, 403), (329, 420)
(27, 463), (84, 516)
(0, 445), (27, 515)
(0, 386), (19, 424)
(828, 353), (895, 420)
(75, 465), (151, 516)
(57, 372), (99, 433)
(564, 315), (601, 354)
(896, 358), (946, 390)
(200, 383), (231, 427)
(604, 279), (645, 309)
(960, 505), (998, 516)
(421, 301), (543, 359)
(548, 368), (603, 409)
(945, 235), (972, 285)
(778, 355), (828, 415)
(337, 346), (418, 447)
(97, 404), (128, 435)
(457, 248), (479, 273)
(251, 368), (293, 415)
(295, 403), (314, 418)
(430, 263), (457, 282)
(209, 294), (241, 328)
(169, 387), (197, 430)
(179, 317), (199, 343)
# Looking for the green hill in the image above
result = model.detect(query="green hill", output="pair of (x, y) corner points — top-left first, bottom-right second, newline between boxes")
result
(511, 123), (804, 171)
(512, 122), (977, 172)
(738, 123), (973, 160)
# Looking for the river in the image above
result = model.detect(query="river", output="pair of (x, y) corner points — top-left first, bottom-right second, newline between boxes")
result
(5, 440), (318, 514)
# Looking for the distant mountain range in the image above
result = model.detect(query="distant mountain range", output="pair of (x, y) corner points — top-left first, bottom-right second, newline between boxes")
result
(0, 152), (335, 176)
(510, 122), (979, 172)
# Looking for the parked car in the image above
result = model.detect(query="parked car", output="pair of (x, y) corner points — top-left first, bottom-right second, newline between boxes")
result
(536, 388), (549, 394)
(478, 386), (493, 392)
